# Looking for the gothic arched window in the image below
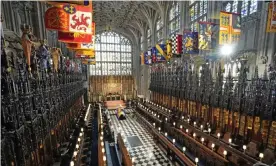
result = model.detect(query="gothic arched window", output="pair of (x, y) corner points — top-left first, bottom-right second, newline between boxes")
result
(91, 31), (132, 76)
(249, 0), (258, 14)
(241, 0), (249, 17)
(225, 2), (231, 12)
(156, 16), (163, 43)
(169, 2), (180, 35)
(189, 0), (207, 32)
(241, 0), (258, 17)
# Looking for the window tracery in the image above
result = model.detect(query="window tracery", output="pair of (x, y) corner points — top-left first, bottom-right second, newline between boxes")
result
(249, 0), (258, 14)
(156, 16), (163, 43)
(189, 0), (207, 32)
(90, 31), (132, 76)
(169, 2), (180, 35)
(225, 2), (231, 12)
(241, 0), (249, 17)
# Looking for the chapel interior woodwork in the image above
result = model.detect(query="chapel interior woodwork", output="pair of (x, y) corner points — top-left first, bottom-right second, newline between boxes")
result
(148, 59), (276, 165)
(89, 75), (134, 101)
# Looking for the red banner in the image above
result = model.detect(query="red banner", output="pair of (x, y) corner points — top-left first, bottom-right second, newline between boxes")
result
(58, 21), (95, 43)
(266, 2), (276, 32)
(58, 31), (92, 43)
(66, 42), (94, 49)
(45, 7), (70, 31)
(45, 3), (92, 34)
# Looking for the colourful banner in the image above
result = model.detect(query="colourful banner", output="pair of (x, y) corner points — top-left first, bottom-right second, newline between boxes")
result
(198, 22), (217, 50)
(82, 60), (96, 65)
(75, 54), (95, 58)
(75, 49), (95, 57)
(266, 2), (276, 32)
(45, 4), (92, 34)
(219, 12), (231, 45)
(231, 13), (241, 43)
(182, 32), (199, 54)
(45, 7), (70, 31)
(48, 1), (91, 6)
(165, 40), (172, 61)
(152, 45), (166, 63)
(58, 31), (92, 43)
(219, 11), (241, 45)
(67, 42), (94, 49)
(171, 34), (183, 54)
(144, 51), (152, 65)
(140, 52), (145, 65)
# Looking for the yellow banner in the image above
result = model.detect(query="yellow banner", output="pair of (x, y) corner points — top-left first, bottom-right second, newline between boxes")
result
(75, 49), (95, 56)
(140, 52), (144, 65)
(82, 60), (96, 65)
(219, 12), (231, 45)
(219, 11), (241, 45)
(166, 40), (172, 60)
(156, 44), (169, 61)
(266, 2), (276, 32)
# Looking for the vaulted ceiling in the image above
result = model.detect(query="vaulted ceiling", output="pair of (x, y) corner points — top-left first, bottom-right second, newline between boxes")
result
(92, 1), (172, 45)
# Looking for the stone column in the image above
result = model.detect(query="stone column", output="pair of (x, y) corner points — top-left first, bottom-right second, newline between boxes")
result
(256, 2), (276, 75)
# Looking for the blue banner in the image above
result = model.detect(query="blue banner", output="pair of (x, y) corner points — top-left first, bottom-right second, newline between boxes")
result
(144, 51), (152, 65)
(153, 44), (166, 63)
(183, 32), (199, 54)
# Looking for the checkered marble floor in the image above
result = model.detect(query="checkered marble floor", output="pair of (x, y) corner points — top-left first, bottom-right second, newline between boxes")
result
(109, 108), (135, 115)
(110, 110), (172, 166)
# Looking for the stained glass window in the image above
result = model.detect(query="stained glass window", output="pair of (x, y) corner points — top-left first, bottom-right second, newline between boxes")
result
(232, 0), (238, 13)
(90, 31), (132, 76)
(195, 3), (198, 17)
(156, 16), (163, 43)
(189, 0), (207, 32)
(241, 0), (249, 17)
(250, 0), (258, 14)
(169, 2), (180, 35)
(225, 2), (231, 12)
(203, 0), (207, 13)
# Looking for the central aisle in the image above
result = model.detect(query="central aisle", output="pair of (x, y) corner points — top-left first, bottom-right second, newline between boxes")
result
(110, 110), (172, 166)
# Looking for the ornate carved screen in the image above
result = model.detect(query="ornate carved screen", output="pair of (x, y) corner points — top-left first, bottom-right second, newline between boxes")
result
(90, 76), (134, 101)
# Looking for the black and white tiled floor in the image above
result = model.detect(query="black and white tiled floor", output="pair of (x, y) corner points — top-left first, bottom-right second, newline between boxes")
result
(110, 110), (172, 166)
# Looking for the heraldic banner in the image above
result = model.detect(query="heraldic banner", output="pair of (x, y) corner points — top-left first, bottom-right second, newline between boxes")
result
(171, 34), (183, 55)
(82, 59), (96, 65)
(219, 11), (231, 45)
(58, 21), (95, 44)
(198, 22), (217, 50)
(152, 46), (166, 63)
(182, 32), (199, 54)
(75, 49), (95, 57)
(45, 3), (92, 34)
(75, 54), (95, 59)
(140, 52), (145, 65)
(67, 42), (94, 50)
(144, 51), (152, 65)
(266, 2), (276, 32)
(48, 1), (91, 6)
(219, 11), (241, 45)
